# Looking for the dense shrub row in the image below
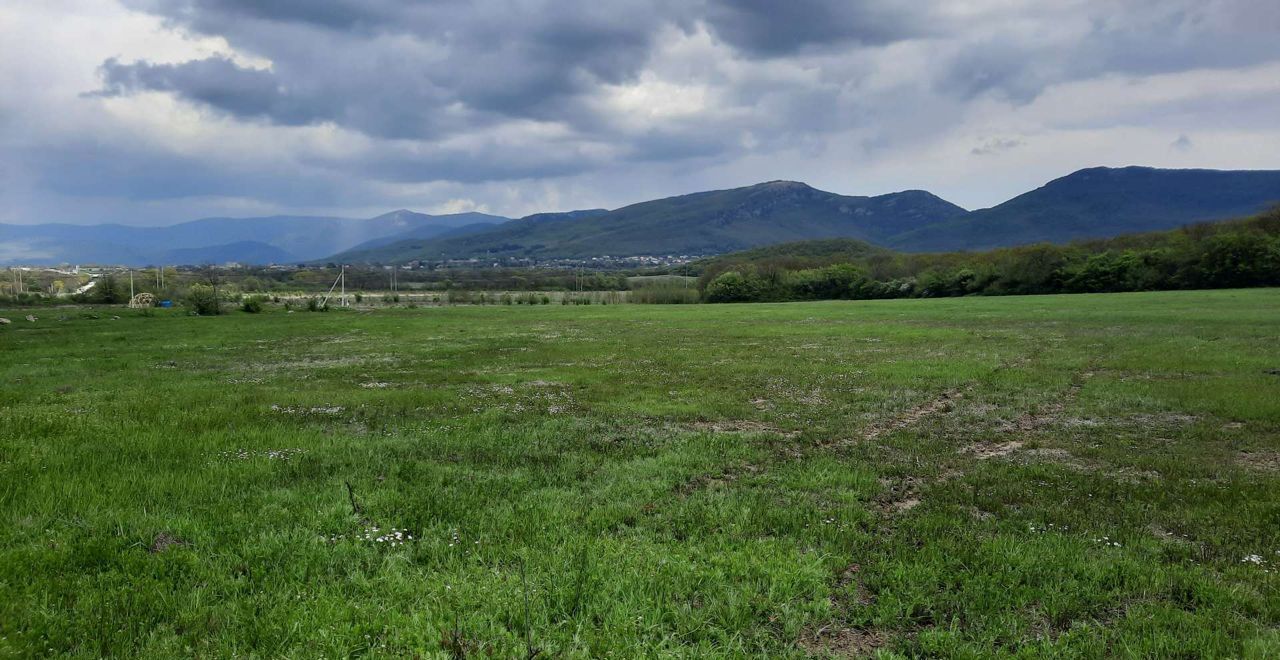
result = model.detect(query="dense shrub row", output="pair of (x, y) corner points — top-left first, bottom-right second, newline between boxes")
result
(702, 210), (1280, 302)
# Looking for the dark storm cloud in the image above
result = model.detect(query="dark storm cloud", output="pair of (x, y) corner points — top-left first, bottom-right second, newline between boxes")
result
(97, 57), (313, 124)
(702, 0), (925, 56)
(96, 0), (934, 173)
(96, 54), (468, 139)
(6, 0), (1280, 226)
(110, 0), (1280, 150)
(109, 0), (685, 139)
(126, 0), (409, 31)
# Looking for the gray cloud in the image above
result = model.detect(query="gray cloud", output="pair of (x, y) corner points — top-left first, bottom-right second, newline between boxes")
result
(971, 137), (1026, 157)
(702, 0), (925, 56)
(98, 57), (305, 123)
(106, 0), (686, 140)
(32, 140), (345, 206)
(2, 0), (1279, 225)
(937, 1), (1280, 102)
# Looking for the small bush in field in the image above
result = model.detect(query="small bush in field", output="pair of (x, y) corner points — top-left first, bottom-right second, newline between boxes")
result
(241, 296), (267, 313)
(185, 285), (221, 316)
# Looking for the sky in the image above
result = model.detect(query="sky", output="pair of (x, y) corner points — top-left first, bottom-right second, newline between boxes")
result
(2, 0), (1279, 226)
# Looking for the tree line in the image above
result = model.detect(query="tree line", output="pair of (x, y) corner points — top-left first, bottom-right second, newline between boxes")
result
(699, 208), (1280, 303)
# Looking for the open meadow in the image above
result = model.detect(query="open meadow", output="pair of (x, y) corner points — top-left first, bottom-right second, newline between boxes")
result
(2, 289), (1279, 657)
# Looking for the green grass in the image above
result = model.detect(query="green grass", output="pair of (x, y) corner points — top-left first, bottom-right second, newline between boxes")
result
(2, 290), (1278, 658)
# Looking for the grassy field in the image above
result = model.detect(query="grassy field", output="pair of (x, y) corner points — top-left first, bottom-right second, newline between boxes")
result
(2, 290), (1278, 658)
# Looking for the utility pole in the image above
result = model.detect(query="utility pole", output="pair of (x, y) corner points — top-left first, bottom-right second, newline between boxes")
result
(129, 269), (135, 301)
(341, 265), (346, 307)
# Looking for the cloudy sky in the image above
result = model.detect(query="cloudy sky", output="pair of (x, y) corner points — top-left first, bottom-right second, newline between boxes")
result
(2, 0), (1279, 225)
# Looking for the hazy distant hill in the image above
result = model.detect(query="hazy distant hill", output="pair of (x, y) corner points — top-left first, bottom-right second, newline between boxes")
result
(335, 182), (966, 263)
(334, 209), (613, 263)
(160, 241), (299, 266)
(337, 219), (508, 257)
(0, 210), (510, 266)
(886, 167), (1280, 252)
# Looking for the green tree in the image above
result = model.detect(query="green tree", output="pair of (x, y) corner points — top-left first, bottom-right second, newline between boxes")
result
(704, 271), (767, 302)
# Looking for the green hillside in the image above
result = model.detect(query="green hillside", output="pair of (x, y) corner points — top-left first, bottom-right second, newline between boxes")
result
(333, 181), (967, 263)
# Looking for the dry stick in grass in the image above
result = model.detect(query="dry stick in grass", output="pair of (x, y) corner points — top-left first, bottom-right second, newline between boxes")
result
(345, 480), (364, 517)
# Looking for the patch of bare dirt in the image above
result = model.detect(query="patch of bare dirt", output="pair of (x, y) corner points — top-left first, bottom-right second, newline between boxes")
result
(862, 389), (964, 441)
(963, 443), (1162, 484)
(1108, 467), (1162, 484)
(1020, 447), (1091, 468)
(889, 497), (921, 513)
(875, 476), (924, 515)
(961, 440), (1024, 459)
(148, 532), (189, 554)
(799, 627), (887, 657)
(1237, 450), (1280, 472)
(963, 368), (1102, 460)
(1124, 413), (1199, 428)
(674, 464), (761, 496)
(687, 419), (798, 437)
(1001, 407), (1065, 433)
(999, 369), (1096, 433)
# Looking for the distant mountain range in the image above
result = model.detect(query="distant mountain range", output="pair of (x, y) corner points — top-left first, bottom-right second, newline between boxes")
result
(334, 167), (1280, 263)
(0, 210), (508, 266)
(3, 167), (1278, 266)
(884, 167), (1280, 252)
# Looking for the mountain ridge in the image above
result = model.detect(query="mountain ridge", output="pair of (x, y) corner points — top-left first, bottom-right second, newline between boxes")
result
(332, 181), (969, 263)
(346, 167), (1279, 262)
(5, 166), (1279, 266)
(885, 166), (1280, 251)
